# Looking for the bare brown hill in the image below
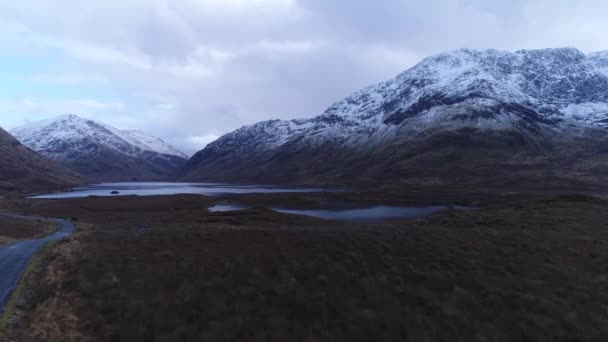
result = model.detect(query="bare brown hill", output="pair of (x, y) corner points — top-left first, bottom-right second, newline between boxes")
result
(0, 127), (82, 196)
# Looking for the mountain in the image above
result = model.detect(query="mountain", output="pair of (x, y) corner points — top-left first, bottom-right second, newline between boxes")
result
(11, 114), (188, 181)
(182, 48), (608, 188)
(0, 127), (82, 195)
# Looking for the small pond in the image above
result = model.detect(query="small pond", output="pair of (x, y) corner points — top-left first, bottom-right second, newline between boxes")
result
(208, 204), (467, 222)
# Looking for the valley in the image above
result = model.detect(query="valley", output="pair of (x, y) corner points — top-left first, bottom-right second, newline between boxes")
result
(0, 46), (607, 341)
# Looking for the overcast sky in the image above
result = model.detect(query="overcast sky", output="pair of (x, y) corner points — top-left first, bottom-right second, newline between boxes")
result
(0, 0), (606, 155)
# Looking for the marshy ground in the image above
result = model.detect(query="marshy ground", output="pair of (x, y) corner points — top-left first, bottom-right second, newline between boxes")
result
(1, 190), (608, 341)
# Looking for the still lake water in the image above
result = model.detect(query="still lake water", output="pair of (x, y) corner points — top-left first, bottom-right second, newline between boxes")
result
(33, 182), (327, 199)
(34, 182), (465, 222)
(208, 204), (464, 222)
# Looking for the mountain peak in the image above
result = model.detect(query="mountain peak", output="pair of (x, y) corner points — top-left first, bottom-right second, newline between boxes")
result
(58, 113), (81, 120)
(182, 46), (608, 185)
(415, 47), (588, 68)
(515, 47), (584, 55)
(590, 51), (608, 76)
(47, 113), (90, 125)
(589, 50), (608, 57)
(10, 116), (188, 179)
(12, 115), (187, 158)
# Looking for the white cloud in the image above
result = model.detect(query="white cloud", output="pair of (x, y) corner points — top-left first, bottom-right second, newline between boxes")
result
(187, 134), (222, 148)
(0, 98), (127, 127)
(25, 73), (108, 86)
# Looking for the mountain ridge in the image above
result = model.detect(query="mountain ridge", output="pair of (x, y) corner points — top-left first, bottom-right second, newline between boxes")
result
(0, 127), (82, 195)
(182, 47), (608, 187)
(11, 114), (188, 181)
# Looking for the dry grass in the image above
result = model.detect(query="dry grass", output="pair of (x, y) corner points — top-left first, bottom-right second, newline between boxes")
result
(0, 127), (82, 197)
(0, 216), (59, 245)
(0, 236), (15, 246)
(1, 241), (60, 340)
(5, 194), (608, 341)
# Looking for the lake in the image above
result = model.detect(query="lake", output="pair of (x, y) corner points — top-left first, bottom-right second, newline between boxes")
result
(209, 204), (466, 222)
(33, 182), (328, 199)
(35, 182), (467, 222)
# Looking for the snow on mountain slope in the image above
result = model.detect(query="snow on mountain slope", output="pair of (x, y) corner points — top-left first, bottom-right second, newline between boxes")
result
(590, 50), (608, 77)
(199, 47), (608, 153)
(11, 114), (187, 159)
(11, 114), (188, 179)
(316, 48), (608, 130)
(182, 48), (608, 185)
(113, 129), (189, 159)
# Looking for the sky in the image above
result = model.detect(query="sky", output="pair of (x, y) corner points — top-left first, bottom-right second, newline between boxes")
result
(0, 0), (607, 155)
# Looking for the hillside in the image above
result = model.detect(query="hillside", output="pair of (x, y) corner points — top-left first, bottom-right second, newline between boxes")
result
(182, 48), (608, 188)
(11, 114), (188, 181)
(0, 127), (82, 195)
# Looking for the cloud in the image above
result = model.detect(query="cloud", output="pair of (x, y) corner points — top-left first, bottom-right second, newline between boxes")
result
(183, 134), (222, 154)
(1, 0), (608, 154)
(187, 134), (221, 146)
(0, 98), (126, 129)
(25, 73), (108, 86)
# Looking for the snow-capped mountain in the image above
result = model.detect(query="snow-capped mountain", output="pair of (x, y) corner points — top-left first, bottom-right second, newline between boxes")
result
(182, 48), (608, 186)
(11, 114), (188, 180)
(590, 51), (608, 77)
(119, 129), (188, 159)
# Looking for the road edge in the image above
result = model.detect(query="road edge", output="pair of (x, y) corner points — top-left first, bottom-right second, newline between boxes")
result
(0, 240), (60, 338)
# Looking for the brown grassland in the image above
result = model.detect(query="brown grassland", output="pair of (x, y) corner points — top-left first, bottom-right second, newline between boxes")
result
(1, 190), (608, 341)
(0, 216), (58, 246)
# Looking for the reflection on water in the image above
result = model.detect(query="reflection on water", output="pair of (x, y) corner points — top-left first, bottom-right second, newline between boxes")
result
(274, 205), (457, 222)
(208, 204), (252, 212)
(209, 203), (466, 222)
(33, 182), (328, 199)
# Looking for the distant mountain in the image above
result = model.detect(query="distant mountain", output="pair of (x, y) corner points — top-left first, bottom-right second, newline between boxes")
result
(182, 48), (608, 188)
(0, 127), (82, 195)
(11, 114), (188, 181)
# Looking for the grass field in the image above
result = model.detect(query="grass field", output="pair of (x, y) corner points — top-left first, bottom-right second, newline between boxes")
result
(0, 216), (58, 246)
(2, 192), (608, 341)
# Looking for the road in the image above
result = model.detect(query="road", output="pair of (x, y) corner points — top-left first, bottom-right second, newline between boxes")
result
(0, 213), (75, 316)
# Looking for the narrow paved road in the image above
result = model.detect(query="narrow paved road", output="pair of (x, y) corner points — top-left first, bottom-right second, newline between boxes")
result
(0, 213), (75, 316)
